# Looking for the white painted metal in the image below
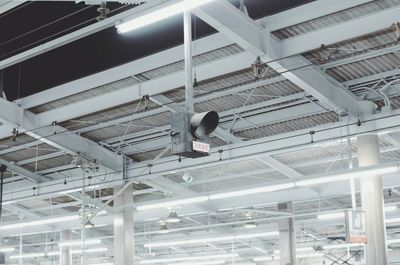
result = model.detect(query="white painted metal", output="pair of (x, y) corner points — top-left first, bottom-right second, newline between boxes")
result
(60, 230), (72, 265)
(195, 0), (361, 117)
(113, 184), (134, 265)
(184, 11), (194, 113)
(278, 202), (296, 265)
(357, 134), (388, 265)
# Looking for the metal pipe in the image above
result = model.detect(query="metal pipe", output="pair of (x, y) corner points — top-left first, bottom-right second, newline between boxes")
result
(380, 79), (399, 110)
(184, 10), (194, 112)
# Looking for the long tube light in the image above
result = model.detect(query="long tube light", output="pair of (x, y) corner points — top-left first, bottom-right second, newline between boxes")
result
(136, 164), (399, 211)
(2, 215), (79, 231)
(10, 248), (107, 260)
(0, 247), (15, 253)
(144, 231), (279, 248)
(296, 165), (399, 187)
(253, 253), (323, 262)
(137, 196), (208, 211)
(59, 239), (102, 247)
(170, 261), (226, 265)
(140, 254), (239, 264)
(318, 206), (397, 220)
(116, 0), (216, 34)
(209, 183), (295, 200)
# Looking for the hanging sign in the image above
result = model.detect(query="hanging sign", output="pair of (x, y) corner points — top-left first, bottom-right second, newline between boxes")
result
(345, 210), (367, 244)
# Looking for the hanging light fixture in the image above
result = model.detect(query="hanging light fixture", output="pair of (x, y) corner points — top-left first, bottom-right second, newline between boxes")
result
(166, 210), (181, 223)
(158, 221), (170, 234)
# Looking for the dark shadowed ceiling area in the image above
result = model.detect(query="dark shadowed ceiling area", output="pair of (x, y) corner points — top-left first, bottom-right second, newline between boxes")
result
(0, 0), (313, 100)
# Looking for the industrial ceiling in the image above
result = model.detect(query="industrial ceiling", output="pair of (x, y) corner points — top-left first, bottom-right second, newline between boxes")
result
(0, 0), (400, 264)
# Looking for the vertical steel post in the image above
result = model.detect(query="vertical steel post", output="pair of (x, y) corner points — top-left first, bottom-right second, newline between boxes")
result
(278, 202), (296, 265)
(60, 230), (72, 265)
(357, 134), (388, 265)
(184, 11), (194, 113)
(114, 184), (134, 265)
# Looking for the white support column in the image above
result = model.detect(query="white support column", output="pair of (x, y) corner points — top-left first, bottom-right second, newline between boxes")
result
(114, 184), (134, 265)
(357, 134), (388, 265)
(60, 230), (72, 265)
(278, 202), (296, 265)
(183, 10), (194, 113)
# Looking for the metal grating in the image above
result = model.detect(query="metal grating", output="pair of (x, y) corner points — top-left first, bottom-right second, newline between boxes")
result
(82, 111), (171, 143)
(195, 80), (302, 113)
(139, 44), (245, 80)
(235, 112), (339, 140)
(273, 0), (399, 39)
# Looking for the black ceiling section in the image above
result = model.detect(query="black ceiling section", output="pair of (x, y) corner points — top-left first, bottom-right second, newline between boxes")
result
(1, 0), (313, 101)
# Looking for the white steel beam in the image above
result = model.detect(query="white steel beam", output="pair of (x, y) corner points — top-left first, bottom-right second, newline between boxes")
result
(32, 52), (254, 126)
(0, 157), (48, 183)
(262, 0), (374, 32)
(258, 157), (303, 179)
(279, 5), (400, 58)
(0, 1), (22, 14)
(195, 0), (361, 117)
(15, 0), (379, 112)
(0, 98), (124, 172)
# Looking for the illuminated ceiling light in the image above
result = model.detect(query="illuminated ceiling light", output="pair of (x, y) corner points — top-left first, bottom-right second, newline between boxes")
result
(0, 247), (15, 253)
(209, 183), (295, 200)
(323, 243), (364, 250)
(165, 210), (181, 223)
(243, 221), (257, 229)
(136, 196), (208, 211)
(296, 165), (399, 187)
(317, 212), (345, 220)
(71, 247), (108, 254)
(253, 253), (323, 262)
(10, 251), (58, 259)
(10, 248), (106, 260)
(158, 221), (170, 234)
(59, 239), (102, 247)
(116, 0), (216, 34)
(319, 206), (397, 220)
(144, 231), (278, 248)
(170, 261), (226, 265)
(1, 215), (79, 231)
(140, 254), (239, 264)
(385, 205), (397, 212)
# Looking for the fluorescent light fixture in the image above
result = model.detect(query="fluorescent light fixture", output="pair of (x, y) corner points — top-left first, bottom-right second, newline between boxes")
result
(385, 205), (398, 212)
(387, 217), (400, 224)
(0, 247), (15, 253)
(323, 243), (364, 250)
(253, 253), (322, 262)
(116, 0), (216, 34)
(71, 247), (108, 254)
(59, 239), (102, 247)
(388, 239), (400, 244)
(2, 215), (79, 231)
(243, 221), (257, 229)
(296, 165), (398, 187)
(10, 251), (58, 259)
(140, 254), (239, 264)
(144, 231), (278, 248)
(319, 206), (397, 220)
(317, 212), (345, 220)
(10, 248), (106, 260)
(209, 183), (295, 200)
(137, 196), (208, 211)
(170, 261), (226, 265)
